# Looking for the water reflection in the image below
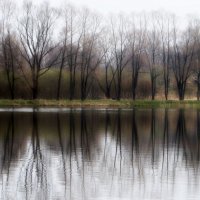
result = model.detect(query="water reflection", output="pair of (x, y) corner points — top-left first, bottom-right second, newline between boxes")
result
(0, 109), (200, 199)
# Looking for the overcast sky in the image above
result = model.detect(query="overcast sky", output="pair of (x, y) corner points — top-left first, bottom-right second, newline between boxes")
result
(29, 0), (200, 18)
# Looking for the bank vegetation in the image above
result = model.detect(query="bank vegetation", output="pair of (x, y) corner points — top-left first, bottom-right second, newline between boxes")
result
(0, 1), (200, 101)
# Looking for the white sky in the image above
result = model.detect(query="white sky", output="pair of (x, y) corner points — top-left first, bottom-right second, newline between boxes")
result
(29, 0), (200, 18)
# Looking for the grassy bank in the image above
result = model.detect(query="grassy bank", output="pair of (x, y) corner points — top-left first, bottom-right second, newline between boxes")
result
(0, 99), (200, 108)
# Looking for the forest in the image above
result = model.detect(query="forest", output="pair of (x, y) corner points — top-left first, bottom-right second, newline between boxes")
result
(1, 0), (200, 100)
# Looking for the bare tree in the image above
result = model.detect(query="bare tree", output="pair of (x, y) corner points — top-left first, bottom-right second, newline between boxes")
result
(61, 5), (83, 100)
(128, 14), (146, 99)
(193, 49), (200, 100)
(111, 14), (129, 100)
(1, 34), (22, 99)
(0, 0), (20, 99)
(79, 9), (103, 100)
(56, 42), (67, 100)
(18, 2), (59, 99)
(95, 28), (117, 99)
(145, 15), (161, 100)
(157, 13), (173, 100)
(191, 19), (200, 100)
(171, 21), (196, 100)
(56, 4), (80, 100)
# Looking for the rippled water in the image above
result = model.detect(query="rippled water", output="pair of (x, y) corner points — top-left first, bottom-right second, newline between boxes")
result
(0, 108), (199, 200)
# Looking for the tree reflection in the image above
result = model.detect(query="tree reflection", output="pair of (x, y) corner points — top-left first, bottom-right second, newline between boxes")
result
(161, 109), (169, 177)
(113, 109), (122, 172)
(1, 112), (15, 181)
(131, 109), (139, 162)
(150, 108), (156, 166)
(103, 109), (111, 161)
(174, 109), (188, 163)
(23, 110), (48, 200)
(1, 108), (200, 199)
(81, 110), (90, 161)
(197, 109), (200, 161)
(56, 112), (67, 196)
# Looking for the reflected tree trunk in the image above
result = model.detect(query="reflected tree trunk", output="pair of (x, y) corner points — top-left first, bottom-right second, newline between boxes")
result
(80, 110), (90, 160)
(69, 109), (76, 198)
(56, 113), (67, 194)
(161, 109), (169, 176)
(24, 110), (47, 199)
(131, 109), (139, 163)
(1, 112), (15, 181)
(197, 109), (200, 161)
(103, 110), (111, 162)
(80, 109), (90, 191)
(175, 109), (188, 162)
(113, 109), (122, 174)
(151, 109), (156, 165)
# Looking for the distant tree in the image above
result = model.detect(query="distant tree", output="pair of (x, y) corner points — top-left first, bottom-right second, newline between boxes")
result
(145, 15), (161, 100)
(170, 23), (196, 100)
(111, 15), (130, 100)
(61, 5), (83, 100)
(128, 14), (146, 99)
(0, 0), (20, 99)
(1, 34), (22, 99)
(18, 2), (59, 99)
(56, 5), (81, 100)
(56, 42), (67, 100)
(157, 13), (173, 100)
(79, 9), (103, 100)
(193, 48), (200, 100)
(190, 19), (200, 100)
(95, 28), (117, 99)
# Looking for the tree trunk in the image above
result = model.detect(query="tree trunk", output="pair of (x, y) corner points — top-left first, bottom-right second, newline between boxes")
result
(105, 87), (111, 99)
(151, 78), (156, 100)
(132, 73), (138, 100)
(116, 72), (121, 100)
(57, 67), (63, 100)
(69, 69), (75, 100)
(81, 87), (86, 101)
(164, 76), (169, 100)
(69, 70), (73, 100)
(32, 88), (38, 99)
(117, 83), (121, 100)
(11, 87), (14, 100)
(32, 81), (38, 99)
(197, 81), (200, 101)
(164, 89), (168, 100)
(177, 82), (185, 100)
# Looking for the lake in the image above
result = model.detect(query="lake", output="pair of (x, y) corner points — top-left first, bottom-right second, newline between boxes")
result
(0, 108), (199, 200)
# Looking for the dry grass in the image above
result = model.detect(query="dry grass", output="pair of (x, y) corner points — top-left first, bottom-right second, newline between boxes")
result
(0, 99), (200, 108)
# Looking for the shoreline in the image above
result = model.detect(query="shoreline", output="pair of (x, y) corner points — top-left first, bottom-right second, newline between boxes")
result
(0, 99), (200, 108)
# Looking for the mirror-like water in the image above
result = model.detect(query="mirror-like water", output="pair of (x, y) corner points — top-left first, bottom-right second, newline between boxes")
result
(0, 108), (199, 200)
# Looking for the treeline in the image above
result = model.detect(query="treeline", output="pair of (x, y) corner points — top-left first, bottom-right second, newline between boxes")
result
(1, 1), (200, 100)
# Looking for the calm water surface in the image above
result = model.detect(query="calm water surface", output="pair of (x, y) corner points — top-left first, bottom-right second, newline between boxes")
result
(0, 108), (199, 200)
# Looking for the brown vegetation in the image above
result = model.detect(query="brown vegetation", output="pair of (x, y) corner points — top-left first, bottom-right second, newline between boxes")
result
(0, 1), (199, 100)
